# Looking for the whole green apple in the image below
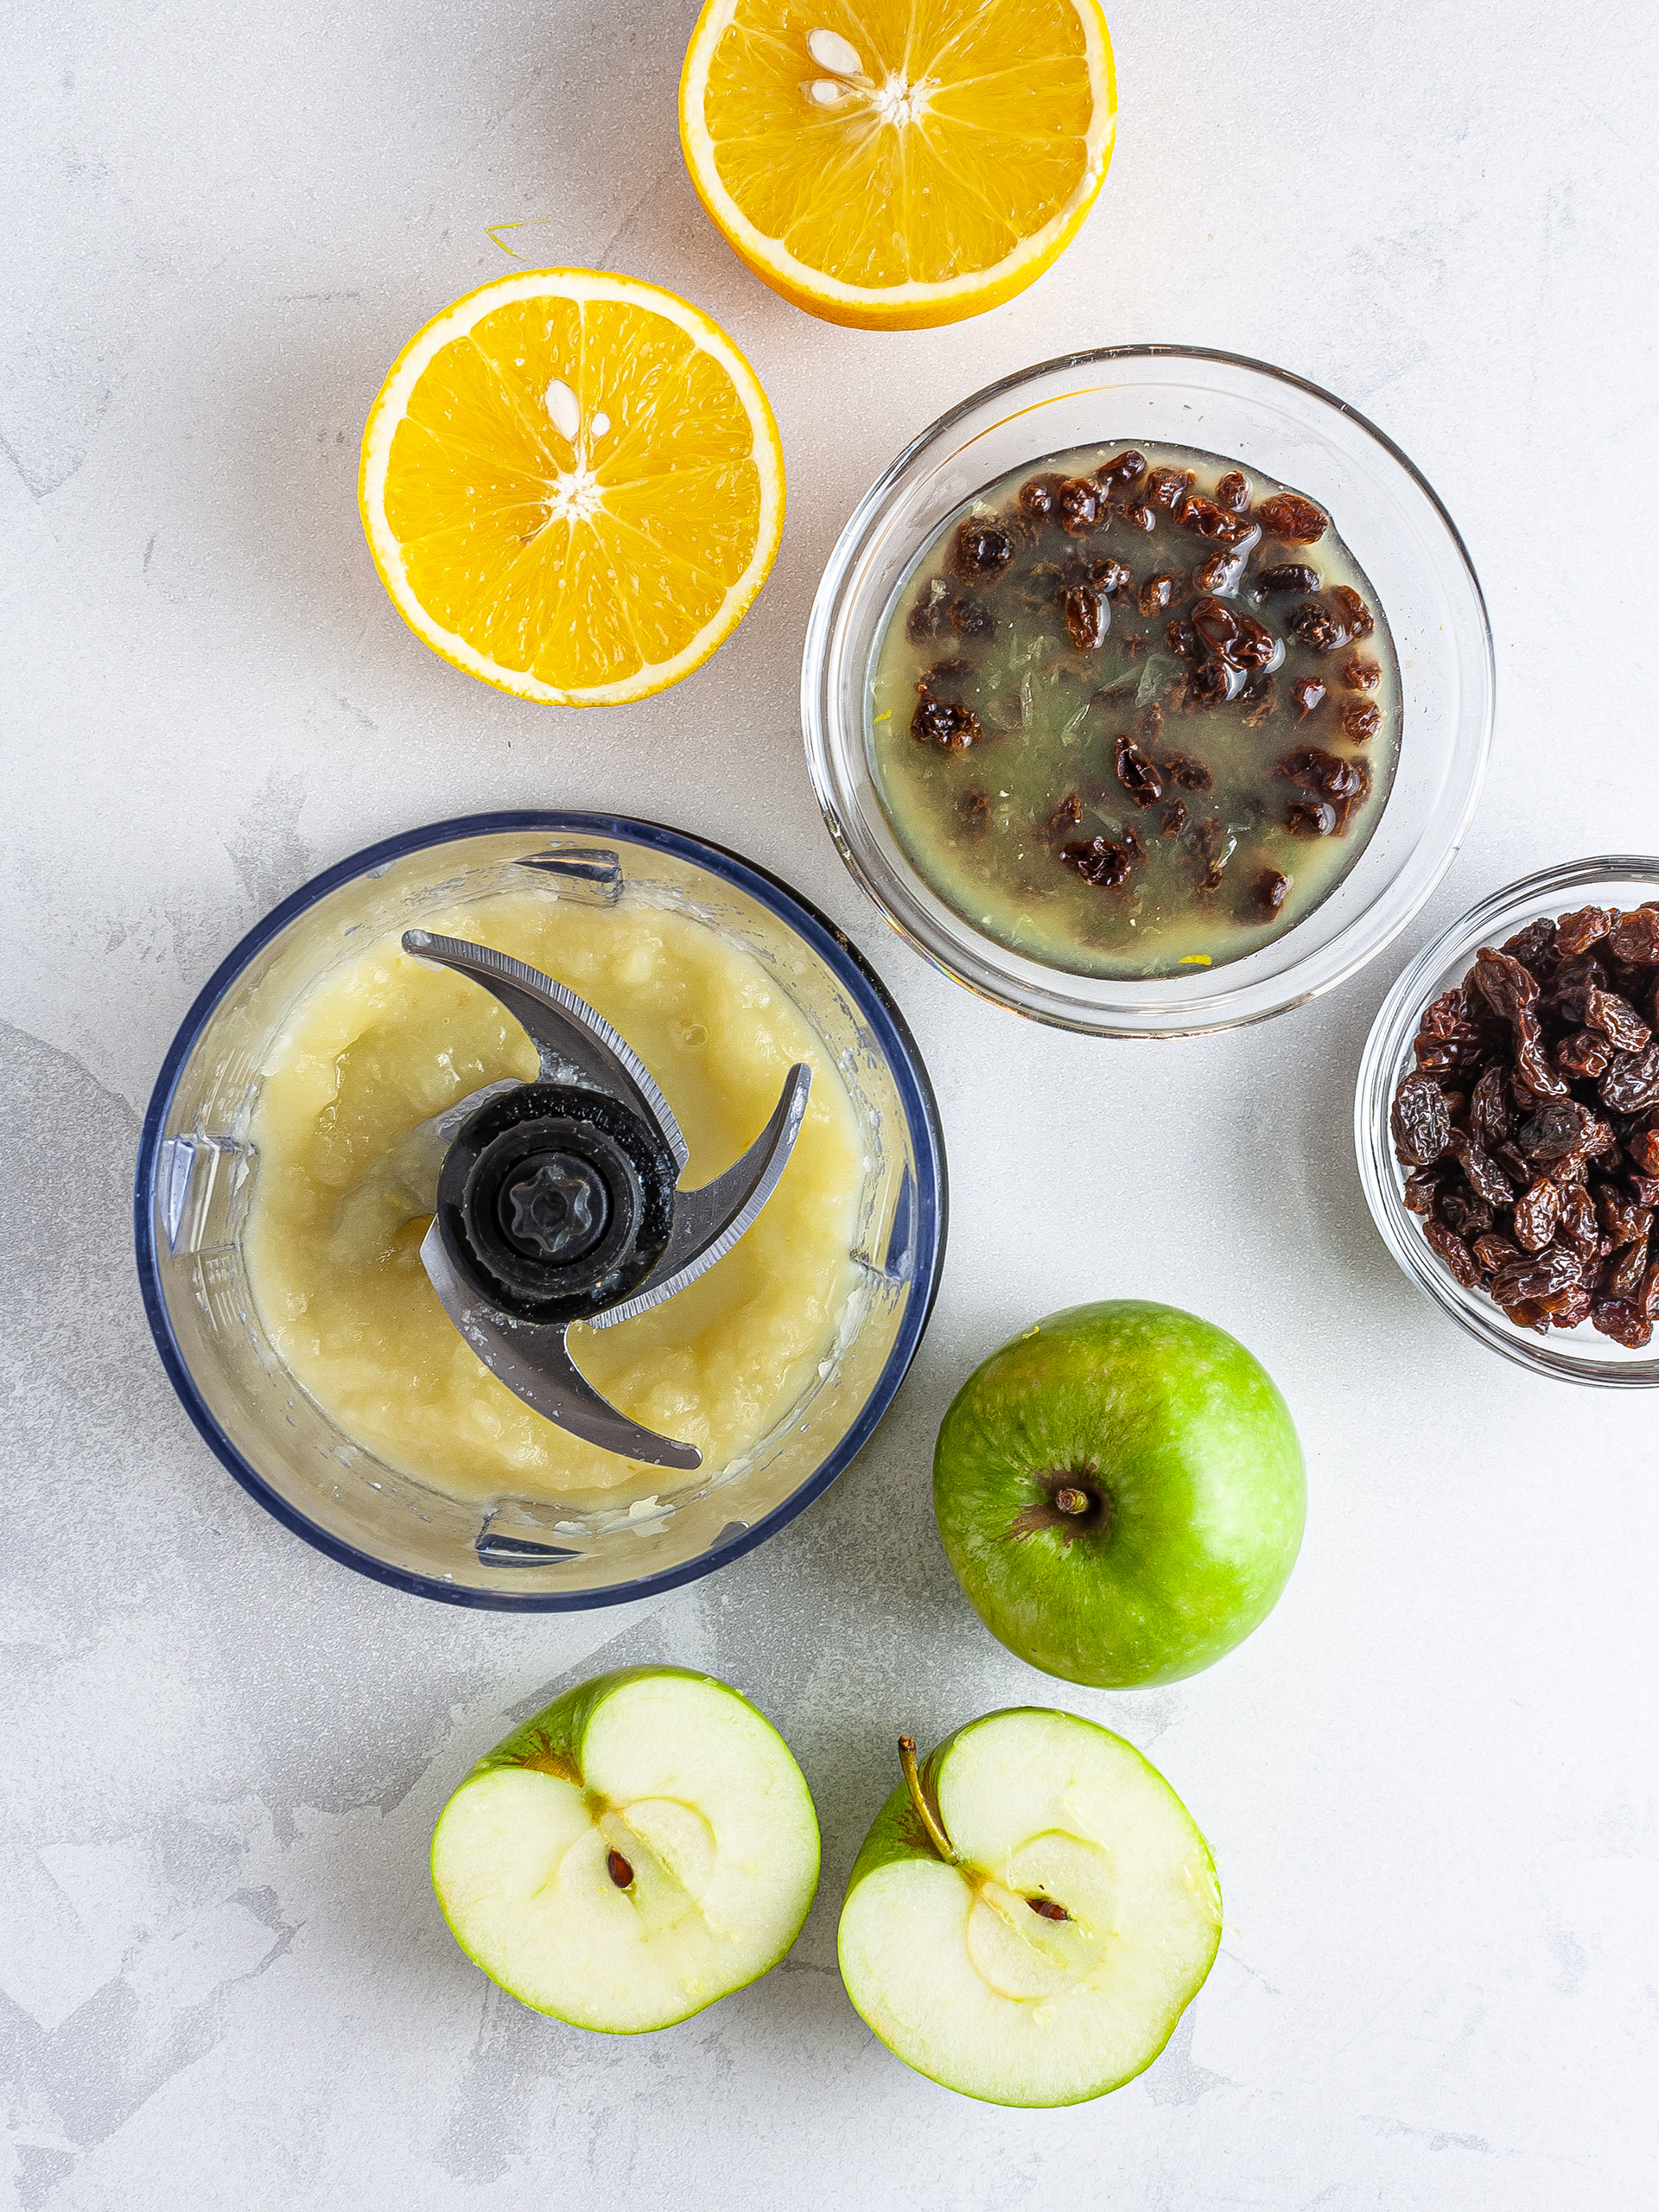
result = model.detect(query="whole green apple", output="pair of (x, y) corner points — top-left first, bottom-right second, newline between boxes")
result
(430, 1665), (819, 2031)
(933, 1300), (1305, 1687)
(837, 1711), (1221, 2105)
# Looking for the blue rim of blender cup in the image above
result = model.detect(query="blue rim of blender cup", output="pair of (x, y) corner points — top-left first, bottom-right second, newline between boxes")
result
(133, 810), (949, 1609)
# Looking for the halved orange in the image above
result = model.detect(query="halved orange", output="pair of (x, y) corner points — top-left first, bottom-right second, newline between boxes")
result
(680, 0), (1116, 330)
(359, 270), (785, 707)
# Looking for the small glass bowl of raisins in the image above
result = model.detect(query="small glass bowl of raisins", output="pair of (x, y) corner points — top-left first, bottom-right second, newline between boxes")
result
(803, 345), (1495, 1037)
(1356, 856), (1659, 1384)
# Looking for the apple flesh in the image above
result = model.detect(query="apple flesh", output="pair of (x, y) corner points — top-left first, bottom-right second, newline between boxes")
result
(934, 1300), (1305, 1687)
(837, 1709), (1221, 2106)
(430, 1665), (819, 2032)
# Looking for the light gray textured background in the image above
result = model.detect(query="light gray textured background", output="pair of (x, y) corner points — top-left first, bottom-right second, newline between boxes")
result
(4, 2), (1657, 2205)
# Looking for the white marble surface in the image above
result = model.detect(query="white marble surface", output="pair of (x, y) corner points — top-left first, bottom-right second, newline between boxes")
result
(5, 1), (1658, 2203)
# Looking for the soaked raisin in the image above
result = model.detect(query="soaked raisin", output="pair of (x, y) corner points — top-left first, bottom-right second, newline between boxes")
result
(1090, 556), (1133, 598)
(1255, 562), (1321, 597)
(1162, 751), (1212, 791)
(1096, 449), (1147, 489)
(1291, 675), (1326, 720)
(1176, 493), (1255, 546)
(1425, 1219), (1483, 1287)
(1017, 475), (1060, 522)
(1341, 657), (1381, 691)
(1059, 836), (1131, 887)
(1512, 1178), (1561, 1251)
(956, 520), (1014, 576)
(1114, 736), (1165, 807)
(1122, 823), (1148, 862)
(1192, 550), (1240, 593)
(1610, 909), (1659, 965)
(1139, 573), (1182, 617)
(1046, 791), (1084, 833)
(1061, 586), (1109, 651)
(1287, 599), (1350, 653)
(1166, 619), (1198, 660)
(1187, 657), (1236, 709)
(1255, 492), (1327, 543)
(1255, 867), (1293, 914)
(1330, 584), (1374, 637)
(1240, 672), (1277, 728)
(1279, 745), (1364, 799)
(1160, 798), (1189, 838)
(1340, 698), (1381, 742)
(948, 594), (995, 639)
(1118, 501), (1157, 533)
(1215, 470), (1249, 512)
(1146, 466), (1193, 510)
(1058, 478), (1103, 536)
(1287, 798), (1338, 836)
(911, 695), (982, 749)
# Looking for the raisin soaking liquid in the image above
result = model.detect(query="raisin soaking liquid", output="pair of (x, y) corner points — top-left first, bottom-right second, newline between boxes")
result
(867, 439), (1402, 980)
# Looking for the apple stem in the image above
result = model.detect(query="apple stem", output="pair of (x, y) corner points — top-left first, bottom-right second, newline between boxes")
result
(898, 1735), (961, 1866)
(1053, 1485), (1090, 1516)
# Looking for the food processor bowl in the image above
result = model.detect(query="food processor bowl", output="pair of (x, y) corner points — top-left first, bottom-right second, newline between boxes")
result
(135, 814), (948, 1605)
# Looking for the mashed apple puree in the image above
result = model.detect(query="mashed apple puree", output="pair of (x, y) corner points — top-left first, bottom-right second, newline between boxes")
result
(244, 892), (864, 1506)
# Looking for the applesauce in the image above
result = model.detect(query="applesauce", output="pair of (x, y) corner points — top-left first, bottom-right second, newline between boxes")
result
(243, 892), (864, 1508)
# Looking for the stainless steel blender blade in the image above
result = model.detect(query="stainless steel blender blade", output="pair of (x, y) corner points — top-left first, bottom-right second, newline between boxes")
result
(400, 931), (812, 1469)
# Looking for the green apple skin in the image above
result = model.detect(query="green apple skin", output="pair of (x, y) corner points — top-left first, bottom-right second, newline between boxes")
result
(934, 1300), (1305, 1688)
(430, 1665), (820, 2033)
(837, 1708), (1222, 2106)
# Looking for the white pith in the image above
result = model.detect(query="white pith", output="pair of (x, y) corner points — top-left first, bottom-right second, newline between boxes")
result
(837, 1710), (1221, 2106)
(359, 270), (785, 708)
(681, 0), (1116, 312)
(432, 1675), (819, 2033)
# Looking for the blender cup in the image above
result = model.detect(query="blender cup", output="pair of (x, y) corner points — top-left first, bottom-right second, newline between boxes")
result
(135, 813), (948, 1607)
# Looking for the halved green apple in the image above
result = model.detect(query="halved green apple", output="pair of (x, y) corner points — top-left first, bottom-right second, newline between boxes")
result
(836, 1708), (1221, 2105)
(431, 1666), (819, 2032)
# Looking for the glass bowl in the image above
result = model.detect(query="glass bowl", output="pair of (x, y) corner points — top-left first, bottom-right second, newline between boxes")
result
(135, 812), (948, 1606)
(802, 344), (1495, 1037)
(1355, 855), (1659, 1387)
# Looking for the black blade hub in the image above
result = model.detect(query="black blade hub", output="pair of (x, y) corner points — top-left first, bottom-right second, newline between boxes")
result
(436, 1084), (677, 1323)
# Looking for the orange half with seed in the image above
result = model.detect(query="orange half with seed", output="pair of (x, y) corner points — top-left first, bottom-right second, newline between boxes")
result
(359, 270), (785, 707)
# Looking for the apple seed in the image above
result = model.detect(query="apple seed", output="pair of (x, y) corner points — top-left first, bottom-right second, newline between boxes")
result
(607, 1848), (635, 1889)
(1027, 1896), (1071, 1922)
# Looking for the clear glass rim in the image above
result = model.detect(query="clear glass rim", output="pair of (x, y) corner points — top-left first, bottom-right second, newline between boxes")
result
(802, 341), (1497, 1039)
(133, 810), (950, 1605)
(1354, 853), (1659, 1388)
